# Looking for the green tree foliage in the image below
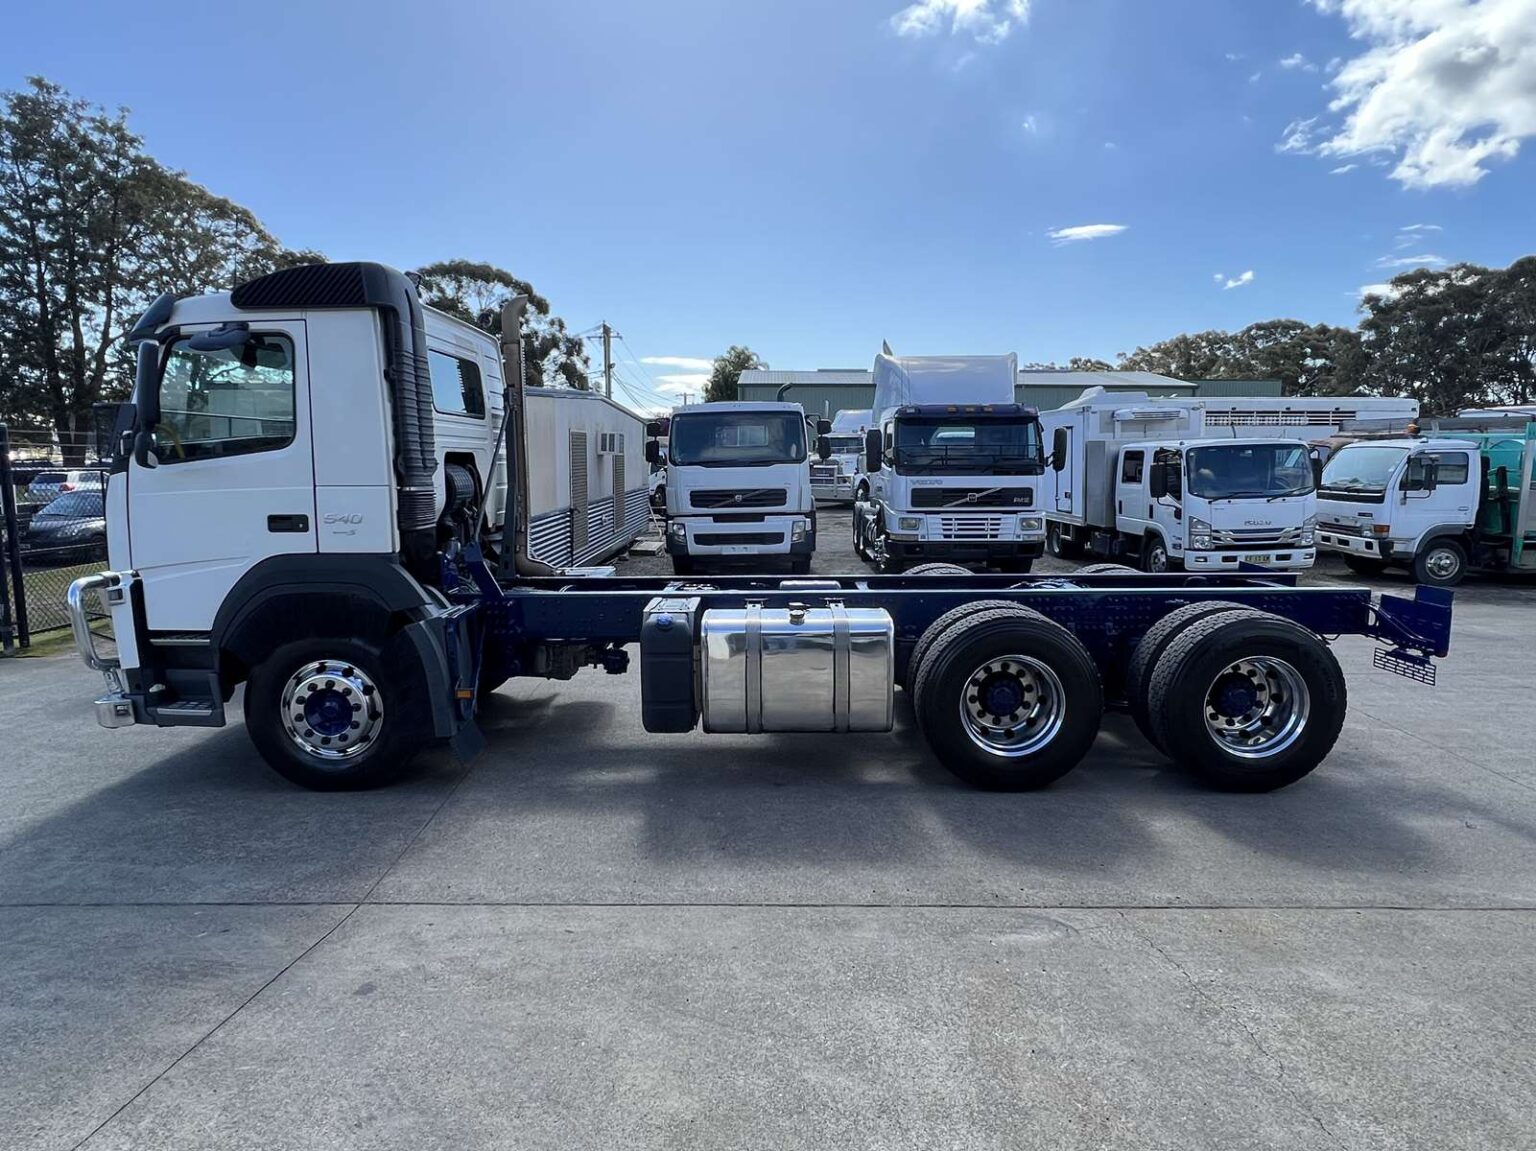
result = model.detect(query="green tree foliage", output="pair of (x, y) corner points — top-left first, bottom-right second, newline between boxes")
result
(411, 259), (590, 390)
(0, 78), (316, 460)
(1117, 322), (1363, 397)
(706, 345), (766, 403)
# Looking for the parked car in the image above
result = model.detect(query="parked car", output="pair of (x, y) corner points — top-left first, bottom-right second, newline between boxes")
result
(22, 489), (108, 565)
(28, 469), (105, 504)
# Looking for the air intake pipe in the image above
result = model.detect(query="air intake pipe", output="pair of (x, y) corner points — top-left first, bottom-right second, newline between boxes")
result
(498, 296), (560, 577)
(231, 263), (439, 571)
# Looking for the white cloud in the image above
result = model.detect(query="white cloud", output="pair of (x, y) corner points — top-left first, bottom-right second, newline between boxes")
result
(1047, 223), (1127, 245)
(1330, 162), (1361, 172)
(1021, 114), (1039, 133)
(641, 356), (714, 371)
(1303, 0), (1536, 188)
(1277, 116), (1320, 152)
(890, 0), (1030, 45)
(1103, 140), (1117, 150)
(1249, 70), (1264, 83)
(1225, 51), (1246, 61)
(1212, 273), (1226, 284)
(1377, 252), (1449, 266)
(653, 373), (710, 395)
(1219, 270), (1256, 290)
(1401, 222), (1442, 231)
(1357, 281), (1401, 299)
(1280, 52), (1320, 71)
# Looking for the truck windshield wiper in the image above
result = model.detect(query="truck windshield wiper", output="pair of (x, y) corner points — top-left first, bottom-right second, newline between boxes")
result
(1265, 487), (1313, 502)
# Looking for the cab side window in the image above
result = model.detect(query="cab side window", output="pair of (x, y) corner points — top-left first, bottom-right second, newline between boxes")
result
(1428, 451), (1470, 484)
(1121, 450), (1145, 485)
(156, 335), (296, 463)
(428, 349), (486, 418)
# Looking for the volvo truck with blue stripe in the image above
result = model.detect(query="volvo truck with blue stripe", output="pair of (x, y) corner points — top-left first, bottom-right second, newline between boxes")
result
(71, 262), (1454, 796)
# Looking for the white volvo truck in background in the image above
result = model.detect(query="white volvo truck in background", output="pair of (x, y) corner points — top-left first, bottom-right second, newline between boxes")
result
(853, 352), (1045, 572)
(1042, 394), (1317, 572)
(810, 408), (870, 503)
(1316, 421), (1536, 586)
(651, 401), (826, 576)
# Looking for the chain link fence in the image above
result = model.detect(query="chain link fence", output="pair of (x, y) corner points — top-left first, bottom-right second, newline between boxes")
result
(1, 423), (112, 648)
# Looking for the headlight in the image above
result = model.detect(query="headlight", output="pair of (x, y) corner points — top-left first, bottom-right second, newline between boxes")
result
(898, 517), (922, 532)
(1019, 515), (1042, 534)
(1189, 516), (1213, 551)
(1190, 517), (1212, 534)
(668, 522), (685, 540)
(791, 521), (807, 542)
(1300, 514), (1316, 546)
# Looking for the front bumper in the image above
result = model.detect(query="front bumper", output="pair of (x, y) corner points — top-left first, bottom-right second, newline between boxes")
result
(811, 476), (854, 502)
(67, 571), (138, 728)
(886, 538), (1045, 562)
(1318, 531), (1393, 561)
(1183, 548), (1316, 571)
(666, 515), (814, 557)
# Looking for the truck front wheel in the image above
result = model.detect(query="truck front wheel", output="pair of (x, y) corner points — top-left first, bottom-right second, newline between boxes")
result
(244, 637), (423, 790)
(1413, 539), (1467, 587)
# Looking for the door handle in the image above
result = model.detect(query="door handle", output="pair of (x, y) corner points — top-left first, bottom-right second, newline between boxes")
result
(267, 514), (310, 533)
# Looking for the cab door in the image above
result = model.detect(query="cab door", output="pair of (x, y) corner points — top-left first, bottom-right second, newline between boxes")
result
(127, 321), (315, 632)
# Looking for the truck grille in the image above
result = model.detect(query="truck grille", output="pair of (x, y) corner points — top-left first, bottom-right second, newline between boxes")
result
(1211, 526), (1305, 549)
(1318, 519), (1366, 537)
(936, 514), (1007, 540)
(810, 464), (840, 480)
(690, 488), (787, 509)
(695, 532), (785, 546)
(911, 487), (1032, 508)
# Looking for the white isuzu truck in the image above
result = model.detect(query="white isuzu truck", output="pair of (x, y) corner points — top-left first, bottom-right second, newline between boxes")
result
(651, 401), (824, 576)
(1041, 394), (1317, 572)
(66, 261), (1457, 797)
(853, 352), (1046, 572)
(810, 408), (869, 503)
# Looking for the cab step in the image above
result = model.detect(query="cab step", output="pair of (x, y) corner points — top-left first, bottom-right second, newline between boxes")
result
(148, 699), (225, 727)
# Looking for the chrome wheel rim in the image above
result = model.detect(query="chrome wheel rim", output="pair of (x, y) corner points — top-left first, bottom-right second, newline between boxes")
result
(1424, 547), (1460, 580)
(958, 654), (1066, 757)
(1202, 657), (1309, 759)
(1147, 544), (1168, 572)
(279, 658), (383, 761)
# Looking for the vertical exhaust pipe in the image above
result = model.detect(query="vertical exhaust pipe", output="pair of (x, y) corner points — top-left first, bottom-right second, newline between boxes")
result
(498, 297), (560, 577)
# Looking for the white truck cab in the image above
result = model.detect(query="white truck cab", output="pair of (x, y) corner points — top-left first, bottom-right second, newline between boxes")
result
(1316, 430), (1536, 585)
(854, 353), (1046, 572)
(653, 401), (823, 575)
(810, 408), (869, 503)
(1043, 397), (1316, 572)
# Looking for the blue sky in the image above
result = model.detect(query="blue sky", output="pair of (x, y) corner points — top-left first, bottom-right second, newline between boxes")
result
(5, 0), (1533, 407)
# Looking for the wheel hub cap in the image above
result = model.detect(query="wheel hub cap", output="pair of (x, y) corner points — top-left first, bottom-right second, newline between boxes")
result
(1202, 657), (1309, 760)
(280, 659), (383, 761)
(1426, 549), (1458, 578)
(959, 654), (1066, 758)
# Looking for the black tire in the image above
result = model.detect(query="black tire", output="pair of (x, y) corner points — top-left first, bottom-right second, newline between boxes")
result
(1124, 600), (1248, 752)
(789, 557), (812, 575)
(1412, 538), (1467, 587)
(907, 563), (971, 576)
(244, 636), (427, 791)
(852, 507), (870, 561)
(1343, 555), (1389, 577)
(1140, 535), (1179, 574)
(672, 556), (696, 577)
(1047, 522), (1084, 560)
(903, 599), (1034, 692)
(1076, 562), (1137, 575)
(913, 607), (1103, 790)
(1146, 611), (1346, 792)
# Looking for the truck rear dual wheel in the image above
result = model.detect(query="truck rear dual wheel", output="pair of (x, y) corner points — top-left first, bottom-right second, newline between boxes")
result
(1145, 611), (1346, 792)
(912, 606), (1103, 790)
(244, 636), (427, 791)
(903, 599), (1033, 692)
(907, 563), (972, 577)
(1076, 562), (1137, 575)
(1125, 601), (1248, 752)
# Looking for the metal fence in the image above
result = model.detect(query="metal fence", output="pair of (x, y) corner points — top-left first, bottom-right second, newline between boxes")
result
(1, 423), (111, 648)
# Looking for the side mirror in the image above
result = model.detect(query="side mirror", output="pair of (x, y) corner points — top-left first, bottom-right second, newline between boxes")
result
(816, 419), (832, 436)
(816, 435), (831, 461)
(645, 419), (665, 438)
(645, 440), (662, 466)
(132, 340), (161, 469)
(1051, 427), (1068, 473)
(1403, 456), (1438, 492)
(864, 429), (882, 470)
(1148, 462), (1169, 500)
(1310, 454), (1323, 488)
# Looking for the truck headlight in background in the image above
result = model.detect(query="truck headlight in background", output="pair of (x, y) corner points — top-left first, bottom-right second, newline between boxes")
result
(1018, 515), (1043, 534)
(668, 521), (686, 541)
(897, 517), (922, 532)
(1190, 517), (1213, 551)
(791, 520), (807, 543)
(1300, 514), (1316, 547)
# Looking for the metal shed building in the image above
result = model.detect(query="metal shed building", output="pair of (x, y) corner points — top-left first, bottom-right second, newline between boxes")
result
(737, 369), (1281, 415)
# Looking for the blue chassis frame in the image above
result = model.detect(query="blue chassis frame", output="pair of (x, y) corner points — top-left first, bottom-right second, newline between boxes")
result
(447, 552), (1453, 707)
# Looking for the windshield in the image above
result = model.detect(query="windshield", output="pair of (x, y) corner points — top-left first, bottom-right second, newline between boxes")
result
(669, 411), (806, 467)
(40, 491), (105, 518)
(827, 435), (862, 454)
(894, 418), (1043, 475)
(1186, 443), (1314, 499)
(1320, 445), (1408, 493)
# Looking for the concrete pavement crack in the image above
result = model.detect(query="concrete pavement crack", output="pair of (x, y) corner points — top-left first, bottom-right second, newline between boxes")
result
(1117, 911), (1344, 1149)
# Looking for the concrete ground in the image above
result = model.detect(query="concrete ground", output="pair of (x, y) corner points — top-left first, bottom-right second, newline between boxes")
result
(4, 508), (1535, 1150)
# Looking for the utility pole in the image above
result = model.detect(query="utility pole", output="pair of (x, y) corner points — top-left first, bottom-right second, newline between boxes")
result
(601, 322), (614, 400)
